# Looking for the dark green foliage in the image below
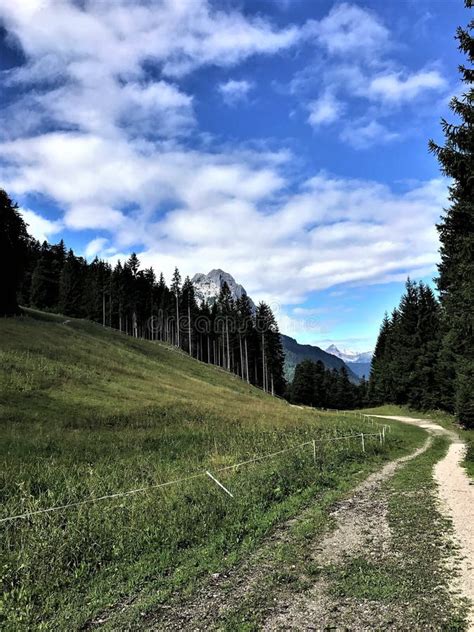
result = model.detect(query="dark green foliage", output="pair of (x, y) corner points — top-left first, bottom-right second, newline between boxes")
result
(369, 280), (442, 411)
(0, 189), (31, 315)
(59, 250), (87, 317)
(30, 240), (66, 310)
(288, 359), (364, 409)
(429, 2), (474, 426)
(256, 301), (286, 395)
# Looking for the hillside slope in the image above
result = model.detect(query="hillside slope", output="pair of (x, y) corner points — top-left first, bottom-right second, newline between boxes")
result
(1, 310), (415, 630)
(281, 334), (360, 383)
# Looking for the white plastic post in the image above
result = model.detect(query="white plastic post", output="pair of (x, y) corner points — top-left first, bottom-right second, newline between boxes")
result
(206, 471), (234, 498)
(313, 439), (316, 466)
(361, 433), (365, 452)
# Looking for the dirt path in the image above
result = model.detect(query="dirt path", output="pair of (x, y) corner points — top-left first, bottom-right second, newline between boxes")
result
(264, 435), (433, 630)
(145, 415), (473, 631)
(373, 415), (474, 631)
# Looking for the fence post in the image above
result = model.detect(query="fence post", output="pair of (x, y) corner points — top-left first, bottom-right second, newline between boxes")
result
(312, 439), (316, 466)
(361, 433), (365, 452)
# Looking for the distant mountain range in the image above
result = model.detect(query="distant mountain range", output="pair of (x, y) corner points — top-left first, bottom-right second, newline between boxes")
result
(325, 344), (373, 379)
(281, 335), (360, 383)
(192, 269), (362, 383)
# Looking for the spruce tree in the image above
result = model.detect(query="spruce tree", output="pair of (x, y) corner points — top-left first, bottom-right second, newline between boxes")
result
(429, 1), (474, 426)
(170, 267), (182, 347)
(0, 189), (31, 315)
(369, 312), (391, 405)
(59, 250), (86, 317)
(290, 360), (315, 405)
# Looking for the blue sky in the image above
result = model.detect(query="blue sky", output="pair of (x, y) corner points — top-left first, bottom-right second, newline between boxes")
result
(0, 0), (467, 351)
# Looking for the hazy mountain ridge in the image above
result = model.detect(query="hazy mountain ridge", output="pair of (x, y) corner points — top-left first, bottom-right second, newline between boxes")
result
(282, 335), (360, 384)
(325, 344), (372, 379)
(325, 344), (373, 364)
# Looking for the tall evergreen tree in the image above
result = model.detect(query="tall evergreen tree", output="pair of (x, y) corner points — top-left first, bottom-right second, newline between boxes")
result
(255, 302), (285, 395)
(429, 1), (474, 426)
(30, 242), (61, 311)
(59, 250), (86, 317)
(0, 189), (30, 315)
(170, 267), (182, 347)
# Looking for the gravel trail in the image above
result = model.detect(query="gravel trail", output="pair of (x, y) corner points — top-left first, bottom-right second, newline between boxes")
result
(373, 415), (474, 630)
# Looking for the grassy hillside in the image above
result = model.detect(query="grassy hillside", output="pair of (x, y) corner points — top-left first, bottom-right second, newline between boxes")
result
(1, 310), (424, 630)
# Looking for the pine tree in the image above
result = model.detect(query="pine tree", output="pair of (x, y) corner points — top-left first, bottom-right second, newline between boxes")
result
(30, 242), (59, 310)
(290, 360), (315, 405)
(59, 250), (86, 317)
(0, 189), (31, 315)
(182, 276), (197, 356)
(429, 1), (474, 426)
(369, 312), (391, 405)
(170, 267), (182, 347)
(217, 282), (234, 371)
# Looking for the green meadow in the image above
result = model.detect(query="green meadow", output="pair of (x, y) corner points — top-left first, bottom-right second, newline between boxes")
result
(0, 310), (424, 630)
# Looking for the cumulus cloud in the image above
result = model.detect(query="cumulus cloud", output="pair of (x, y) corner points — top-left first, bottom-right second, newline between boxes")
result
(218, 79), (254, 105)
(367, 69), (447, 103)
(0, 0), (301, 78)
(85, 237), (109, 259)
(312, 2), (390, 57)
(19, 208), (63, 243)
(307, 92), (343, 127)
(291, 4), (447, 144)
(340, 120), (399, 149)
(0, 0), (448, 316)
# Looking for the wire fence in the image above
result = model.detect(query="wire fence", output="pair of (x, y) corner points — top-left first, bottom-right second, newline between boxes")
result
(0, 428), (388, 525)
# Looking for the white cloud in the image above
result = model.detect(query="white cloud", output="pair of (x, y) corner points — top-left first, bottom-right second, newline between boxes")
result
(0, 0), (307, 142)
(0, 0), (448, 319)
(4, 128), (446, 306)
(85, 237), (109, 259)
(307, 92), (343, 127)
(340, 120), (399, 150)
(368, 69), (447, 103)
(312, 2), (390, 57)
(218, 79), (254, 105)
(0, 0), (302, 79)
(19, 208), (63, 243)
(291, 4), (447, 144)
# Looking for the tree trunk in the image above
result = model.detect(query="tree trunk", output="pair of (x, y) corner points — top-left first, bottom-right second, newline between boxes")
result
(244, 337), (249, 383)
(188, 301), (192, 356)
(176, 294), (180, 348)
(239, 335), (244, 379)
(226, 317), (230, 371)
(133, 311), (138, 338)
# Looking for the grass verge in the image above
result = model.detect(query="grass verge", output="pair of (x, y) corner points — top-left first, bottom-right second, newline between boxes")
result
(0, 311), (423, 630)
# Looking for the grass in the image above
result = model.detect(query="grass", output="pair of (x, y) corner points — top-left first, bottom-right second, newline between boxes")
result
(362, 403), (474, 480)
(0, 310), (429, 630)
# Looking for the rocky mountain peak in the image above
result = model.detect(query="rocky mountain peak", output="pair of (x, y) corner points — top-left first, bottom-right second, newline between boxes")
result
(192, 269), (256, 310)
